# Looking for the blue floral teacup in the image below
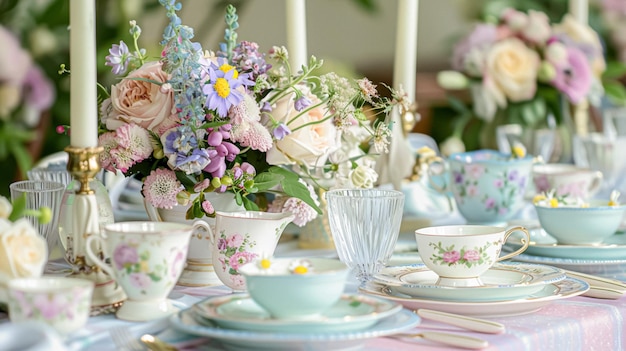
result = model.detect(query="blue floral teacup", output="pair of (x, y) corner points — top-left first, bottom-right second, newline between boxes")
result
(448, 150), (534, 224)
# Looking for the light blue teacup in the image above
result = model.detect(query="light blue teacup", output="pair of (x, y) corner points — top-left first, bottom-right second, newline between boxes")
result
(239, 257), (349, 319)
(448, 150), (534, 224)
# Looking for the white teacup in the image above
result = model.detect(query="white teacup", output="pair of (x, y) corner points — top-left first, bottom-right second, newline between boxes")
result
(533, 163), (602, 199)
(86, 221), (202, 321)
(7, 277), (94, 335)
(414, 225), (530, 287)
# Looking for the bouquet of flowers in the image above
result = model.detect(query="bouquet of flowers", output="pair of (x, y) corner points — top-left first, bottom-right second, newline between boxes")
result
(0, 25), (55, 177)
(437, 8), (621, 153)
(98, 1), (401, 226)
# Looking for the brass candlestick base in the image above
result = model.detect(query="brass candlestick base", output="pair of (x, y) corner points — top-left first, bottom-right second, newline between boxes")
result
(64, 146), (126, 316)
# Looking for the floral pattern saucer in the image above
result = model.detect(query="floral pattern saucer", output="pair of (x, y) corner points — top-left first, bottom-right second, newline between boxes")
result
(372, 262), (566, 301)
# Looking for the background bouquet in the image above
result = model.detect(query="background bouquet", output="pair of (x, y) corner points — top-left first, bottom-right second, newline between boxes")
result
(98, 1), (399, 226)
(437, 7), (625, 154)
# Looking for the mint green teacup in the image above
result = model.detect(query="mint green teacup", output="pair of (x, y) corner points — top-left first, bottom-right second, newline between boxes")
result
(239, 257), (349, 319)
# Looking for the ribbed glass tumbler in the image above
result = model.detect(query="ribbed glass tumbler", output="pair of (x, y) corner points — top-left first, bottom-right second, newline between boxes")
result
(326, 189), (404, 284)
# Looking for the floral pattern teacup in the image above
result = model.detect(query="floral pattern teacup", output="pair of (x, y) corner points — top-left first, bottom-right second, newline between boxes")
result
(209, 211), (295, 291)
(415, 225), (530, 287)
(86, 221), (200, 321)
(532, 163), (603, 200)
(7, 277), (94, 335)
(448, 150), (534, 224)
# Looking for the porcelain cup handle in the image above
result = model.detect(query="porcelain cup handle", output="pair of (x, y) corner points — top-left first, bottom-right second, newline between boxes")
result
(143, 199), (163, 222)
(426, 156), (449, 193)
(497, 226), (530, 262)
(193, 220), (213, 244)
(85, 235), (116, 279)
(587, 171), (603, 197)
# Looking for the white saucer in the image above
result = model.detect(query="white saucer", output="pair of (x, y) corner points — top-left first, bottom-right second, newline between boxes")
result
(511, 254), (626, 281)
(373, 262), (565, 301)
(170, 307), (420, 351)
(359, 277), (589, 318)
(192, 294), (401, 333)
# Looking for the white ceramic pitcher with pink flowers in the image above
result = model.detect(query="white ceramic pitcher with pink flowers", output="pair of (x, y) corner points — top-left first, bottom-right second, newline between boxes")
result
(209, 211), (294, 291)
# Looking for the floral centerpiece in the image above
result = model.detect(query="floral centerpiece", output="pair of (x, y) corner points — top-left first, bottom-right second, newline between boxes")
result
(437, 8), (623, 154)
(98, 1), (400, 227)
(0, 195), (50, 286)
(0, 25), (55, 179)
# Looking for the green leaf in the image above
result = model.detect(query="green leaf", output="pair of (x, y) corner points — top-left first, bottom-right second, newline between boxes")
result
(241, 196), (260, 211)
(175, 172), (198, 189)
(268, 166), (299, 180)
(8, 194), (26, 222)
(280, 178), (322, 214)
(604, 81), (626, 106)
(447, 95), (470, 115)
(603, 62), (626, 79)
(253, 172), (283, 192)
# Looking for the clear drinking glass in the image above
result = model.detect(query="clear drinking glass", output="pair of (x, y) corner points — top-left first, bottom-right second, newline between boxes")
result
(9, 180), (66, 257)
(326, 189), (404, 284)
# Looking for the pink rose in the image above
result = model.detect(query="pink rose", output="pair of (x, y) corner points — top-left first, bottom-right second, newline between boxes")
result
(102, 61), (178, 135)
(266, 89), (340, 168)
(226, 233), (244, 248)
(228, 251), (257, 270)
(442, 251), (460, 263)
(463, 250), (480, 262)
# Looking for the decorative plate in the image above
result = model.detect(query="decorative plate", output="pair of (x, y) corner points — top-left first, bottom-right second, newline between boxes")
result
(359, 277), (589, 318)
(169, 307), (420, 351)
(191, 294), (402, 333)
(372, 262), (565, 301)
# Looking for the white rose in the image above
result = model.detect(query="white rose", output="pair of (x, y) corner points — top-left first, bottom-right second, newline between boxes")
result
(266, 89), (340, 168)
(486, 38), (539, 102)
(350, 165), (378, 189)
(522, 10), (551, 44)
(440, 136), (466, 157)
(0, 197), (12, 219)
(0, 218), (47, 283)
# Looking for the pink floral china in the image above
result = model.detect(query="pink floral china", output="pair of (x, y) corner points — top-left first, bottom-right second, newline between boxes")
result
(414, 225), (530, 287)
(532, 163), (602, 199)
(209, 211), (295, 291)
(7, 277), (94, 335)
(86, 221), (197, 321)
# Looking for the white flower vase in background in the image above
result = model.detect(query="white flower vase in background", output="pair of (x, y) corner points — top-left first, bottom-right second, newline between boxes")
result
(144, 192), (244, 287)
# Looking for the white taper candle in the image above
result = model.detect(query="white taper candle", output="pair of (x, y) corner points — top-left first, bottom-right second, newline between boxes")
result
(69, 0), (98, 148)
(286, 0), (307, 72)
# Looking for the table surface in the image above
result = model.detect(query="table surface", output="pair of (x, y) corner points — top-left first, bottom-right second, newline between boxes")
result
(1, 239), (624, 351)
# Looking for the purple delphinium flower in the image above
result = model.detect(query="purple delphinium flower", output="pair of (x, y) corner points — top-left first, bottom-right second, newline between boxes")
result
(105, 41), (132, 75)
(273, 123), (291, 140)
(294, 96), (312, 111)
(228, 40), (272, 80)
(551, 47), (592, 104)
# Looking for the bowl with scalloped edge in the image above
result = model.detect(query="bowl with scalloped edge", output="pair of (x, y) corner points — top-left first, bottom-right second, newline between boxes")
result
(534, 200), (626, 245)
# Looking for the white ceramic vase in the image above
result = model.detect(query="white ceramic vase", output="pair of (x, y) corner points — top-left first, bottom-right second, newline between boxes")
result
(144, 192), (244, 287)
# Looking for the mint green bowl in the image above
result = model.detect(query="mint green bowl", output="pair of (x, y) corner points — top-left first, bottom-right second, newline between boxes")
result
(534, 201), (626, 245)
(238, 257), (349, 319)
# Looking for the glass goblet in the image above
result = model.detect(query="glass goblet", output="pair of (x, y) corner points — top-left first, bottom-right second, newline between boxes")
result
(9, 180), (65, 257)
(326, 189), (404, 284)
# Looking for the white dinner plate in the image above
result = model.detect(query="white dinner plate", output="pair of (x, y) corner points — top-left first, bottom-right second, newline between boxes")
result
(373, 262), (565, 301)
(510, 253), (626, 281)
(170, 307), (420, 351)
(359, 277), (589, 318)
(191, 294), (402, 333)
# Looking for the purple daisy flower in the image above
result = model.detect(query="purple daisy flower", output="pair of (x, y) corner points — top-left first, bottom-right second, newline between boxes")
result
(203, 66), (244, 117)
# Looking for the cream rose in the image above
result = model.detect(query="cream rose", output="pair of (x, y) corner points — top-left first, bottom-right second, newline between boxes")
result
(0, 196), (12, 219)
(102, 61), (178, 135)
(0, 218), (47, 283)
(266, 90), (340, 168)
(486, 38), (539, 102)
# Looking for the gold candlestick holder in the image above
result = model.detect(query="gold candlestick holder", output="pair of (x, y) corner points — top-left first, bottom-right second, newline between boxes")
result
(64, 146), (126, 316)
